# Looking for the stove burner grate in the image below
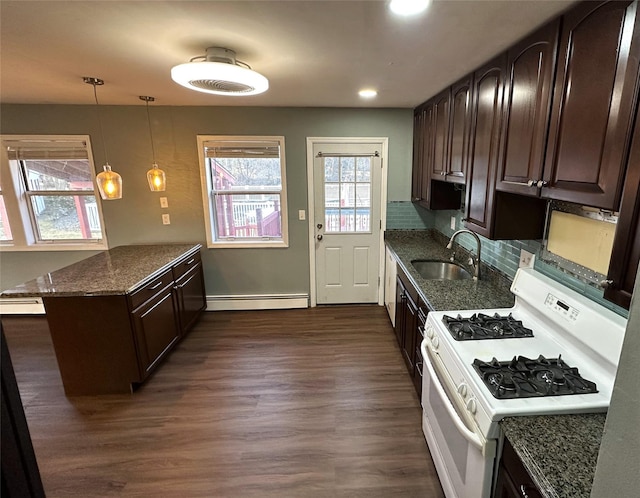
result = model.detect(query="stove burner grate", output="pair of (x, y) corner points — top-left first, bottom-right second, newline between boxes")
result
(442, 313), (534, 341)
(472, 355), (598, 399)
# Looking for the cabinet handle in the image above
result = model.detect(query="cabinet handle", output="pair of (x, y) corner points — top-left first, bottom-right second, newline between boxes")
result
(527, 179), (536, 187)
(148, 281), (163, 290)
(186, 258), (195, 265)
(600, 279), (614, 289)
(536, 180), (548, 188)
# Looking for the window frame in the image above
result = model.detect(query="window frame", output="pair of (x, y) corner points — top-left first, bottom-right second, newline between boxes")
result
(0, 135), (109, 252)
(197, 135), (289, 249)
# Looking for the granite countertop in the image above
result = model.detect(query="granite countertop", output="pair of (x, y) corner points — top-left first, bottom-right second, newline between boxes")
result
(385, 230), (515, 311)
(501, 414), (607, 498)
(0, 244), (202, 298)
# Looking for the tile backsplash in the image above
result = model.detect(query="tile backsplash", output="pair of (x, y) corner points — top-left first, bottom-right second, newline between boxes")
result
(386, 201), (628, 318)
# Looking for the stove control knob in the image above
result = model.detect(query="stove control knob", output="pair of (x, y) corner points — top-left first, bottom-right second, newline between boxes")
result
(425, 324), (435, 340)
(457, 383), (468, 398)
(466, 398), (477, 414)
(431, 336), (439, 349)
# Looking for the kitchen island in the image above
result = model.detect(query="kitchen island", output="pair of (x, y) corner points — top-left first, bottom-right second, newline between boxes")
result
(1, 244), (206, 396)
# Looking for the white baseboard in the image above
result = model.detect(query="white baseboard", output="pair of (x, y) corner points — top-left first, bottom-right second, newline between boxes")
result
(0, 298), (45, 315)
(206, 293), (309, 311)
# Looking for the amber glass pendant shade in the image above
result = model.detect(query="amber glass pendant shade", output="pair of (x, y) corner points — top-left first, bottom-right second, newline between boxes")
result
(96, 164), (123, 200)
(147, 163), (166, 191)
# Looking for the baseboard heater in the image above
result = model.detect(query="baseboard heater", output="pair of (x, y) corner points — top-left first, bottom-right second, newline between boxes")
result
(0, 298), (45, 315)
(206, 293), (309, 311)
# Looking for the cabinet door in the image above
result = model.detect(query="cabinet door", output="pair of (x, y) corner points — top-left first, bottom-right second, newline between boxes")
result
(131, 287), (180, 376)
(465, 55), (506, 239)
(448, 75), (473, 184)
(175, 262), (206, 334)
(420, 103), (435, 204)
(431, 88), (451, 179)
(402, 292), (418, 374)
(411, 109), (424, 202)
(543, 0), (640, 209)
(605, 105), (640, 310)
(497, 19), (559, 196)
(394, 276), (406, 347)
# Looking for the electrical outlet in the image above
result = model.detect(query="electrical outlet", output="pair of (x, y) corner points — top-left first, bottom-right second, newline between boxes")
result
(162, 214), (170, 225)
(450, 216), (456, 230)
(519, 249), (534, 268)
(160, 197), (168, 208)
(298, 210), (306, 221)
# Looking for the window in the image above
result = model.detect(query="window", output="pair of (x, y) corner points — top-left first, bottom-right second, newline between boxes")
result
(198, 136), (288, 248)
(0, 135), (108, 250)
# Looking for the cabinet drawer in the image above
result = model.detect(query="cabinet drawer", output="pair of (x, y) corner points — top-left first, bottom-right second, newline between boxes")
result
(129, 269), (174, 310)
(172, 251), (201, 281)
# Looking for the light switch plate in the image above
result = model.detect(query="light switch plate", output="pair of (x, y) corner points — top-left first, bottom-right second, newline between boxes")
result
(162, 214), (170, 225)
(160, 197), (168, 208)
(298, 210), (306, 221)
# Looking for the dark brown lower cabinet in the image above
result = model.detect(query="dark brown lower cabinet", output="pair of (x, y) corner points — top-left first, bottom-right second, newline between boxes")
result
(43, 249), (206, 396)
(394, 265), (430, 397)
(494, 438), (542, 498)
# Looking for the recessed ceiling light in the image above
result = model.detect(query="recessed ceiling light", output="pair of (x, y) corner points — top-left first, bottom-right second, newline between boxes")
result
(359, 89), (378, 98)
(389, 0), (431, 17)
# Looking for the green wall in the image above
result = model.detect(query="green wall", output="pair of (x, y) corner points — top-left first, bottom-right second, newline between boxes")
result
(0, 104), (413, 295)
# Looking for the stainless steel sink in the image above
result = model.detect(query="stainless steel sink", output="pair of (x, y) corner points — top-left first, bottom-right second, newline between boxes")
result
(411, 259), (473, 281)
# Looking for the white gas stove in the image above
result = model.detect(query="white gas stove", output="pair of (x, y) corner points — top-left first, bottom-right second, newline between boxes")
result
(420, 267), (627, 498)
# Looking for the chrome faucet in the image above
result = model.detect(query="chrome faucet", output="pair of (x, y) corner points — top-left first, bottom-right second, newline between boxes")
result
(446, 229), (482, 280)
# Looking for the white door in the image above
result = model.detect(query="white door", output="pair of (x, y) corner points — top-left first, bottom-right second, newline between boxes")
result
(311, 140), (384, 304)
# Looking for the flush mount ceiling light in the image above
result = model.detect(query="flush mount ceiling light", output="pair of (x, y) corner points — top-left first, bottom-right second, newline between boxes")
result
(171, 47), (269, 96)
(84, 77), (123, 200)
(389, 0), (431, 16)
(359, 89), (378, 99)
(139, 96), (166, 192)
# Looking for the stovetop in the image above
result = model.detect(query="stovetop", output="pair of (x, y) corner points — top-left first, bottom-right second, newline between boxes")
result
(422, 269), (628, 431)
(472, 354), (598, 399)
(442, 312), (534, 341)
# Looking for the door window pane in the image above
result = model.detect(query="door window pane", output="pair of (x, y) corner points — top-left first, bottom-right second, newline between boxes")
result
(323, 155), (372, 233)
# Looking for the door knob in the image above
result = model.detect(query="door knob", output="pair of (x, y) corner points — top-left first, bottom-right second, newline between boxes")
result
(317, 234), (323, 240)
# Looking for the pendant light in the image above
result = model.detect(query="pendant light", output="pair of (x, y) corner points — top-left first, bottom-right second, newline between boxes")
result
(84, 77), (123, 200)
(139, 96), (166, 191)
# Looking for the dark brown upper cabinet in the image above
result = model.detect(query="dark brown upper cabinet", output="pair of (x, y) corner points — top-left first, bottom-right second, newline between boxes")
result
(431, 88), (451, 179)
(411, 108), (425, 203)
(448, 75), (473, 185)
(605, 103), (640, 310)
(464, 56), (548, 240)
(496, 19), (560, 196)
(412, 98), (462, 210)
(464, 56), (507, 238)
(542, 0), (640, 210)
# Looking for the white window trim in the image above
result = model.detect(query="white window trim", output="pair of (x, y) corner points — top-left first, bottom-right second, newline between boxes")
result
(197, 135), (289, 249)
(0, 134), (109, 252)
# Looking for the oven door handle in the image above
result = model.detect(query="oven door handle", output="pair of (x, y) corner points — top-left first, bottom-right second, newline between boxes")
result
(423, 346), (485, 452)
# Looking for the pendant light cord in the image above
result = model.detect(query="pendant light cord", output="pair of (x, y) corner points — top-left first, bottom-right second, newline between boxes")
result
(144, 99), (157, 164)
(91, 82), (109, 165)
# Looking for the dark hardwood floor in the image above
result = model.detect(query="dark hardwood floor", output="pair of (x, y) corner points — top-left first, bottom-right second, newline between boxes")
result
(2, 306), (445, 498)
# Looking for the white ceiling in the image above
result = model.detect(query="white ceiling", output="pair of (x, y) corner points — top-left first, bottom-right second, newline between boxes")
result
(0, 0), (577, 108)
